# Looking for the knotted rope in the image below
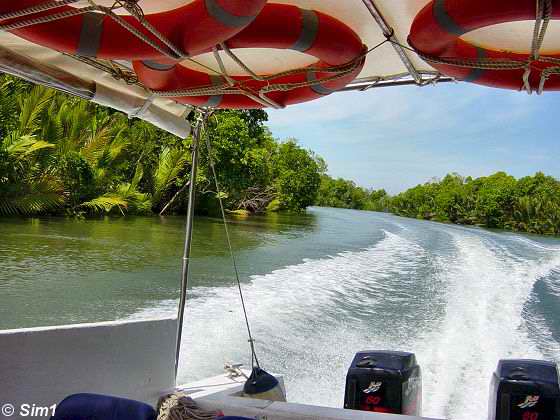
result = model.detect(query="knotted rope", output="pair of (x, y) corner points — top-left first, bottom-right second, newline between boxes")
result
(71, 55), (140, 84)
(157, 394), (222, 420)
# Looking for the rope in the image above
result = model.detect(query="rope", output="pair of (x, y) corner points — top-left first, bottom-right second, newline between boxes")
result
(532, 0), (552, 61)
(524, 0), (552, 93)
(103, 0), (186, 59)
(0, 0), (80, 21)
(223, 41), (383, 84)
(0, 6), (95, 32)
(71, 55), (140, 85)
(149, 44), (369, 106)
(97, 0), (232, 77)
(212, 46), (236, 87)
(261, 57), (365, 95)
(109, 0), (144, 19)
(148, 60), (360, 97)
(539, 56), (560, 65)
(408, 0), (556, 93)
(1, 1), (371, 105)
(224, 362), (249, 379)
(228, 41), (378, 99)
(157, 393), (222, 420)
(416, 53), (528, 70)
(154, 42), (376, 105)
(203, 112), (261, 369)
(151, 86), (239, 98)
(538, 65), (560, 93)
(92, 4), (182, 60)
(219, 42), (265, 81)
(102, 0), (233, 78)
(147, 59), (361, 100)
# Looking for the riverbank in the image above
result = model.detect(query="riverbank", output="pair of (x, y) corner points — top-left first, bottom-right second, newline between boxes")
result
(317, 171), (560, 237)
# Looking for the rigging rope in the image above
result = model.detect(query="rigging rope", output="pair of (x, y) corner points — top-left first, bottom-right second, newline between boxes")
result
(0, 6), (95, 32)
(202, 110), (261, 369)
(5, 0), (557, 97)
(407, 0), (555, 94)
(0, 1), (445, 103)
(71, 55), (140, 84)
(0, 1), (384, 104)
(0, 0), (80, 21)
(524, 0), (552, 93)
(148, 42), (374, 105)
(99, 0), (184, 59)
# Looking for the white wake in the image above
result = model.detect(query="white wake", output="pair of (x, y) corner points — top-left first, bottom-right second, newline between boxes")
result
(127, 228), (560, 420)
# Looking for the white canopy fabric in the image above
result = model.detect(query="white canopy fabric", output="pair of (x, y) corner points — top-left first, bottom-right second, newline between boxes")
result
(0, 30), (193, 137)
(153, 0), (442, 85)
(0, 0), (552, 135)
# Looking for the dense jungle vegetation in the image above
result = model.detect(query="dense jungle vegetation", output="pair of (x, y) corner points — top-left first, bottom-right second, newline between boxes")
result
(2, 75), (559, 236)
(0, 75), (321, 216)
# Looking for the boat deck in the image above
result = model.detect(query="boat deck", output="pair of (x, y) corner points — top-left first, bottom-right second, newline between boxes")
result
(181, 373), (440, 420)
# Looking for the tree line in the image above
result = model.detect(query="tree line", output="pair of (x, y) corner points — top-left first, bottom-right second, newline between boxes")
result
(2, 75), (559, 236)
(316, 172), (560, 236)
(0, 75), (321, 217)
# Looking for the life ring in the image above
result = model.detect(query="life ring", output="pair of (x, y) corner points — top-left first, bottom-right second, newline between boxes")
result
(409, 0), (560, 91)
(0, 0), (266, 60)
(132, 3), (366, 108)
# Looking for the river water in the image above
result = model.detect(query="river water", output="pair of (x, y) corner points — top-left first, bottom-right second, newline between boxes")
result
(1, 207), (560, 419)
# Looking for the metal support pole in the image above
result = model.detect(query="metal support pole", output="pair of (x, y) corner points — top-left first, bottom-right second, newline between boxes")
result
(175, 110), (208, 377)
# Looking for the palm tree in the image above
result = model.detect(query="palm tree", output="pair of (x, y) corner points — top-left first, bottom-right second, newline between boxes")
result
(0, 76), (195, 216)
(0, 82), (66, 215)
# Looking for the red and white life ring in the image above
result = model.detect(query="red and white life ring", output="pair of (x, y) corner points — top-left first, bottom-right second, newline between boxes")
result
(409, 0), (560, 91)
(0, 0), (266, 60)
(133, 3), (366, 108)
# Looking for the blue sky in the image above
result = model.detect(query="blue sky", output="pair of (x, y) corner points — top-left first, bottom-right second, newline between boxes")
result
(266, 83), (560, 194)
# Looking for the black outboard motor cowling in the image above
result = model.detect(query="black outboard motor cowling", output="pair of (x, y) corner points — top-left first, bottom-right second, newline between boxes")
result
(489, 359), (560, 420)
(344, 350), (422, 416)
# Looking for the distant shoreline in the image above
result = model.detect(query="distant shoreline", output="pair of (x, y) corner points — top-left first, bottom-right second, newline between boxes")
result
(315, 172), (560, 237)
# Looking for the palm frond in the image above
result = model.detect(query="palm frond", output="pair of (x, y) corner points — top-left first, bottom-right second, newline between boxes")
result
(6, 135), (55, 159)
(153, 147), (188, 202)
(106, 132), (130, 161)
(17, 86), (54, 135)
(0, 78), (20, 131)
(81, 120), (113, 164)
(58, 100), (91, 148)
(0, 175), (65, 216)
(116, 182), (152, 213)
(130, 163), (144, 190)
(78, 194), (128, 214)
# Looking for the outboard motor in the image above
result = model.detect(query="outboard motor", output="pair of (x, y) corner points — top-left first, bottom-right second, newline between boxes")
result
(489, 359), (560, 420)
(344, 350), (421, 415)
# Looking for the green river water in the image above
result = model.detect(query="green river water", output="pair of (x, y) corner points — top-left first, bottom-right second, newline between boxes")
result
(2, 207), (560, 420)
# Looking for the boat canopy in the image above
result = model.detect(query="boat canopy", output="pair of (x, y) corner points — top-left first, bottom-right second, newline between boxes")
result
(0, 0), (555, 134)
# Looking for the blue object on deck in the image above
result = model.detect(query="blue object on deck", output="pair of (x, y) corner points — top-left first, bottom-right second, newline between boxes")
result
(51, 393), (156, 420)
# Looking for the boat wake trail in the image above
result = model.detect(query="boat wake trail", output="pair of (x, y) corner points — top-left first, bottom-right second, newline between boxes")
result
(127, 225), (560, 420)
(414, 233), (560, 420)
(128, 231), (434, 405)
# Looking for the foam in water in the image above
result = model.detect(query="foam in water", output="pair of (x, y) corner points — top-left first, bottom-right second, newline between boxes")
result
(127, 227), (560, 420)
(414, 232), (560, 419)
